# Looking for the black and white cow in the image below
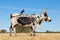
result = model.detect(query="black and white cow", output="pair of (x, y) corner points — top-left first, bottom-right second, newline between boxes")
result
(9, 9), (51, 36)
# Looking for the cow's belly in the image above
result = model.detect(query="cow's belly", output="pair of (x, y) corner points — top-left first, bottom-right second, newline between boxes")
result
(23, 24), (32, 27)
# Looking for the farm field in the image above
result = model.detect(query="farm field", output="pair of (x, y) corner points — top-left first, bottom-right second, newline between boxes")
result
(0, 33), (60, 40)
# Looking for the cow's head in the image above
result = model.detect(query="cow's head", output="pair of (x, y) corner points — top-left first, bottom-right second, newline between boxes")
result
(41, 9), (51, 22)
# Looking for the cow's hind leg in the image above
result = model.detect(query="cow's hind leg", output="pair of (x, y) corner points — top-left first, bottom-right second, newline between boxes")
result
(30, 27), (33, 36)
(9, 28), (12, 36)
(10, 24), (17, 36)
(13, 24), (18, 36)
(9, 25), (13, 36)
(13, 27), (16, 36)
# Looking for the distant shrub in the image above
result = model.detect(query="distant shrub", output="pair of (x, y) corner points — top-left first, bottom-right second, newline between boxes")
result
(0, 29), (7, 33)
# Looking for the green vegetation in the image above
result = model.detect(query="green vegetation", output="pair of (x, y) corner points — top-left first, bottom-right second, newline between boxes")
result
(0, 29), (7, 33)
(16, 26), (60, 33)
(16, 26), (30, 33)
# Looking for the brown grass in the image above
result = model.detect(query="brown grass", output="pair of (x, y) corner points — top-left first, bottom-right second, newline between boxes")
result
(0, 33), (60, 40)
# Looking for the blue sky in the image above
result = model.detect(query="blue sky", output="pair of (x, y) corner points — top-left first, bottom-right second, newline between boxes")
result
(0, 0), (60, 32)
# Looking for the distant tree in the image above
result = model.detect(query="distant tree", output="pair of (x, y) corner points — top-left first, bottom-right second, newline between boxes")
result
(0, 29), (7, 33)
(46, 30), (49, 33)
(46, 30), (55, 33)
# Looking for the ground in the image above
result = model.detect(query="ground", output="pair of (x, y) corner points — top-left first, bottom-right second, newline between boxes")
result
(0, 33), (60, 40)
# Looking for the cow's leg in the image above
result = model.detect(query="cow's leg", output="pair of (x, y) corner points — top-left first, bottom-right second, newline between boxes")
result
(30, 27), (33, 36)
(13, 27), (16, 36)
(9, 27), (12, 36)
(9, 24), (16, 36)
(9, 23), (13, 36)
(30, 26), (35, 36)
(13, 24), (19, 36)
(32, 27), (35, 36)
(10, 25), (16, 36)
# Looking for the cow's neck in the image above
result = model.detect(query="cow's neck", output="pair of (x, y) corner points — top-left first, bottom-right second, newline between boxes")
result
(39, 19), (43, 25)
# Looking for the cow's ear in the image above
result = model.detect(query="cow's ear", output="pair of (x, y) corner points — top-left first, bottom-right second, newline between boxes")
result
(43, 9), (47, 16)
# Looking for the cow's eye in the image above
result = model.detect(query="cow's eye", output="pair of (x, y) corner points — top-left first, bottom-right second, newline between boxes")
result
(44, 13), (48, 17)
(44, 14), (47, 16)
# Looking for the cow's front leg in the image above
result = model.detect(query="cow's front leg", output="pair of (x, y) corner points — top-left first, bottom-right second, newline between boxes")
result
(30, 27), (35, 36)
(30, 27), (33, 36)
(32, 26), (35, 36)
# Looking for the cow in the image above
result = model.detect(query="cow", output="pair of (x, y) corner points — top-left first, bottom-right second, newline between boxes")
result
(9, 9), (51, 36)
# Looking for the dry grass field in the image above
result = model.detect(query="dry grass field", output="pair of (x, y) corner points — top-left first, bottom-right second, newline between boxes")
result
(0, 33), (60, 40)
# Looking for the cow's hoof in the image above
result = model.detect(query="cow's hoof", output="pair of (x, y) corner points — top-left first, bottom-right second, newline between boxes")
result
(33, 34), (35, 36)
(30, 34), (33, 36)
(30, 34), (35, 36)
(10, 34), (12, 36)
